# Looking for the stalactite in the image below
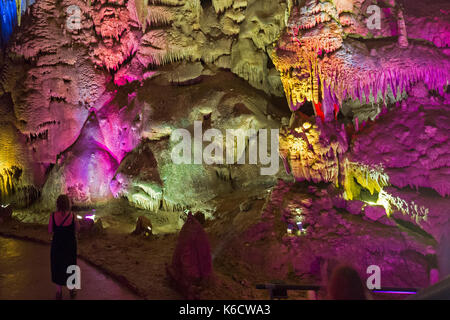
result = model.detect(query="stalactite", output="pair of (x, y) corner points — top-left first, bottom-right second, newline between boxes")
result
(279, 121), (347, 185)
(145, 6), (173, 28)
(285, 0), (293, 26)
(135, 0), (150, 29)
(130, 192), (162, 212)
(276, 56), (449, 119)
(212, 0), (233, 14)
(117, 181), (191, 213)
(273, 0), (449, 121)
(0, 0), (18, 48)
(135, 0), (173, 31)
(378, 189), (429, 225)
(161, 198), (187, 212)
(343, 161), (390, 201)
(231, 63), (265, 91)
(0, 166), (39, 207)
(0, 0), (35, 47)
(396, 6), (409, 48)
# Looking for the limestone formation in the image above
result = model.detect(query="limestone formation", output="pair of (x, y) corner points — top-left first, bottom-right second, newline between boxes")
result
(0, 0), (448, 298)
(166, 213), (212, 299)
(132, 215), (153, 236)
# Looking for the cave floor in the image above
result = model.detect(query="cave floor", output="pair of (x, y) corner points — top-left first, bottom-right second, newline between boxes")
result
(0, 183), (424, 300)
(0, 236), (139, 300)
(0, 186), (306, 300)
(0, 181), (416, 300)
(0, 220), (184, 299)
(0, 218), (273, 300)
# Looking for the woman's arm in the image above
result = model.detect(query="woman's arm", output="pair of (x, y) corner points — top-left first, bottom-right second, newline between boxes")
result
(48, 213), (53, 234)
(74, 213), (80, 233)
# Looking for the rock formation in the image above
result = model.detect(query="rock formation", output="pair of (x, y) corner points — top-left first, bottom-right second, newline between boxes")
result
(0, 0), (448, 295)
(166, 213), (212, 299)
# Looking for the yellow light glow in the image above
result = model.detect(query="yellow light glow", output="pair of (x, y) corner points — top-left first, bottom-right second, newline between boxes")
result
(343, 161), (389, 201)
(0, 124), (23, 198)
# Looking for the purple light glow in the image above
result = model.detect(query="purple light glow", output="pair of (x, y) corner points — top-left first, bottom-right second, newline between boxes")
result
(373, 290), (417, 295)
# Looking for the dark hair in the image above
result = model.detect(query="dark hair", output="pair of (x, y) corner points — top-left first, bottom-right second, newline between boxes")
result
(328, 265), (367, 300)
(56, 195), (71, 213)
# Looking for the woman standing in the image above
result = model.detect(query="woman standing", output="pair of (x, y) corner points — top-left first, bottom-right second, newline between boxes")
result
(48, 195), (80, 299)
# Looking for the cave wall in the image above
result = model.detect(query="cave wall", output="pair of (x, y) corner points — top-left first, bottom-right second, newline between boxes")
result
(0, 0), (293, 210)
(0, 0), (449, 281)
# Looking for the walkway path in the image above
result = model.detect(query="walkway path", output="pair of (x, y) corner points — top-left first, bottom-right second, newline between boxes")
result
(0, 236), (140, 300)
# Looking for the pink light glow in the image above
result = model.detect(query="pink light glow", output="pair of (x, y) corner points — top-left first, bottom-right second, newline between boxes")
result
(373, 290), (417, 295)
(114, 75), (138, 86)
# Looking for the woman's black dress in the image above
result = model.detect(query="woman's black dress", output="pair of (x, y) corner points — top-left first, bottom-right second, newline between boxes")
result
(50, 212), (77, 286)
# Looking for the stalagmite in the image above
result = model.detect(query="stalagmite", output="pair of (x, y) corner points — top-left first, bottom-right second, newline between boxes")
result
(397, 6), (409, 48)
